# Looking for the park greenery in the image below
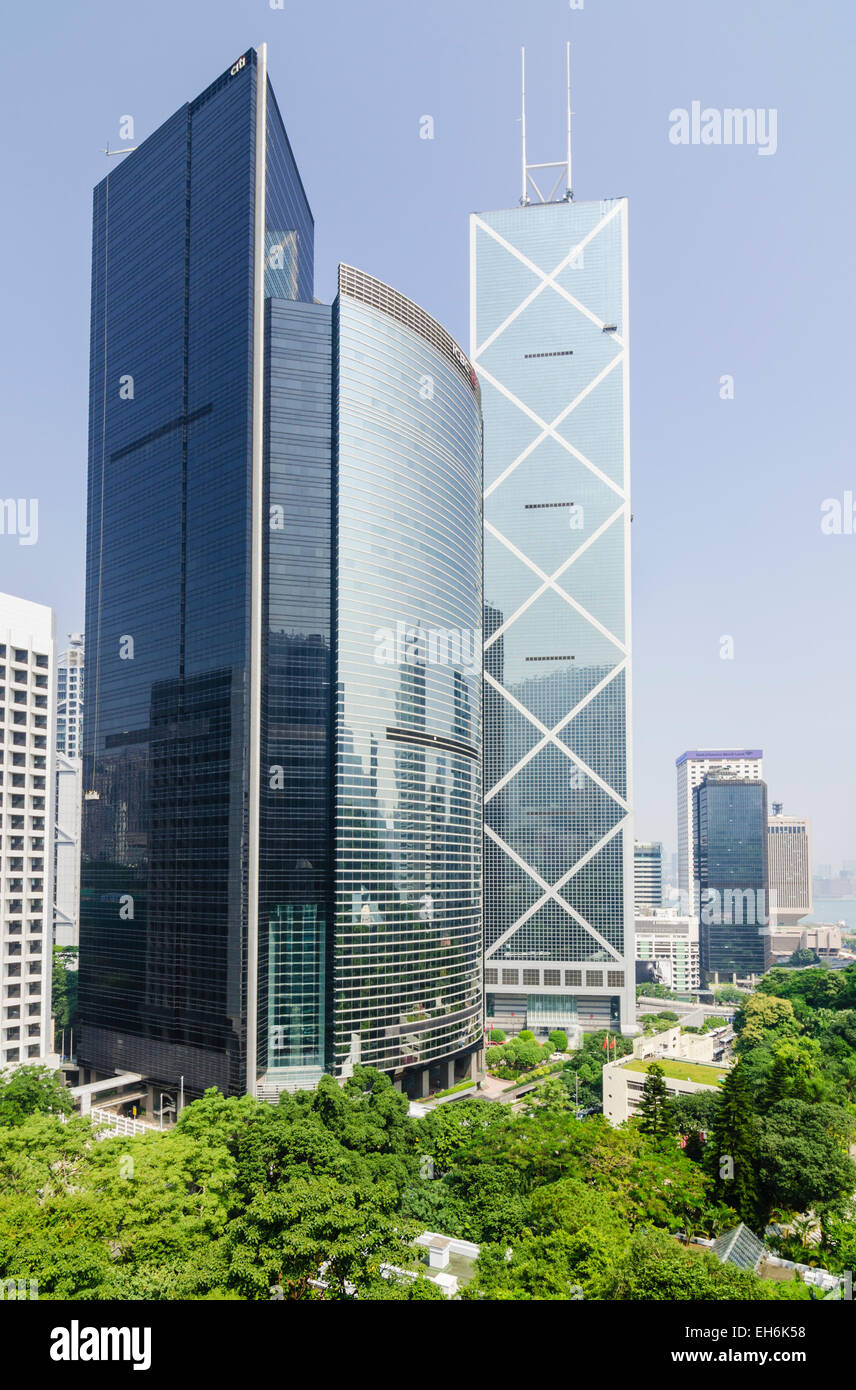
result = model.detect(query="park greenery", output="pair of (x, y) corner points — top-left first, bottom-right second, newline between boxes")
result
(1, 963), (853, 1300)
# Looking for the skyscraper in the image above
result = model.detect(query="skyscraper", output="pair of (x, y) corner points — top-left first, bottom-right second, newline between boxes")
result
(56, 635), (84, 758)
(0, 593), (56, 1070)
(634, 841), (663, 911)
(54, 634), (84, 948)
(767, 811), (812, 926)
(473, 50), (634, 1036)
(694, 776), (771, 981)
(676, 749), (763, 908)
(79, 47), (483, 1101)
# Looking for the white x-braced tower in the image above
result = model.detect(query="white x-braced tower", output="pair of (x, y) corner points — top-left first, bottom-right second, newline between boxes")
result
(471, 45), (635, 1038)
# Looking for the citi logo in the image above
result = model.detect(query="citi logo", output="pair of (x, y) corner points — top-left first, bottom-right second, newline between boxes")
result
(50, 1321), (152, 1372)
(230, 55), (247, 76)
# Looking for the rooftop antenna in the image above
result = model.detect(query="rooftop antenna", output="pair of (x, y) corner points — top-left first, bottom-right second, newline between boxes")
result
(520, 41), (574, 206)
(102, 143), (138, 157)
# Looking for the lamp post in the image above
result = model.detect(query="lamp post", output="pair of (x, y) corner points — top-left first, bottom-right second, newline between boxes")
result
(158, 1092), (176, 1130)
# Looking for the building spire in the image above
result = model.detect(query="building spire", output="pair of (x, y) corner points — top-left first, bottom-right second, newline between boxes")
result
(520, 41), (574, 206)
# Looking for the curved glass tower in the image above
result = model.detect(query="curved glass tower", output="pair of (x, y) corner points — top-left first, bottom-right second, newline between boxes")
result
(332, 267), (483, 1084)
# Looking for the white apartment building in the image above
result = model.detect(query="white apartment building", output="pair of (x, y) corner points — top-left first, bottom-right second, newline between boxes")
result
(676, 749), (764, 909)
(1, 594), (57, 1070)
(767, 813), (812, 926)
(635, 910), (700, 992)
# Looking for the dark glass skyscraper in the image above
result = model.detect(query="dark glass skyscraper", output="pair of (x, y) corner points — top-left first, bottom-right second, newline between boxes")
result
(80, 47), (482, 1100)
(694, 777), (771, 980)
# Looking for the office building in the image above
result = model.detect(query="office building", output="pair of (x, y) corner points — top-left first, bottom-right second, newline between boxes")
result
(634, 840), (663, 910)
(79, 47), (483, 1101)
(54, 634), (84, 949)
(767, 811), (812, 926)
(0, 593), (57, 1070)
(474, 53), (635, 1036)
(635, 910), (699, 992)
(676, 749), (763, 910)
(54, 751), (82, 949)
(694, 776), (771, 981)
(56, 634), (84, 758)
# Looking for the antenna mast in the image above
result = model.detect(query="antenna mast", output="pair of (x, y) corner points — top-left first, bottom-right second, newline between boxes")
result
(519, 41), (574, 206)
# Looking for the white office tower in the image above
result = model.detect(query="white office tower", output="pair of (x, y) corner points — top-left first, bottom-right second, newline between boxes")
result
(56, 633), (84, 757)
(635, 911), (700, 992)
(767, 812), (812, 927)
(0, 594), (57, 1069)
(54, 753), (82, 948)
(475, 49), (635, 1037)
(634, 841), (663, 910)
(676, 749), (763, 908)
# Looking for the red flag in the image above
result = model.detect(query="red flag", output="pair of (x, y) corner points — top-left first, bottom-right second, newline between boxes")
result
(610, 1036), (616, 1050)
(602, 1034), (608, 1052)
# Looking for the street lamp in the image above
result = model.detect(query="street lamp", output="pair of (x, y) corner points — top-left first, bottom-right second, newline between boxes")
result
(158, 1092), (176, 1130)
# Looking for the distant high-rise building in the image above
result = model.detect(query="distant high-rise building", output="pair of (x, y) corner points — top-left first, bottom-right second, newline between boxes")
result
(694, 776), (771, 981)
(634, 841), (663, 910)
(767, 812), (812, 926)
(474, 52), (634, 1036)
(54, 634), (83, 949)
(79, 47), (483, 1101)
(56, 634), (83, 758)
(676, 750), (763, 908)
(0, 593), (57, 1069)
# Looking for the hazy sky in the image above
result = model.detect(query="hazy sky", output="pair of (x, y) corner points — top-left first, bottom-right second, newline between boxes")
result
(1, 0), (853, 867)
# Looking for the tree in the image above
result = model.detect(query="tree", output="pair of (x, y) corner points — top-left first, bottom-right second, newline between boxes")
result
(488, 1028), (506, 1043)
(52, 947), (79, 1035)
(734, 994), (799, 1048)
(224, 1175), (417, 1299)
(706, 1062), (759, 1226)
(602, 1227), (810, 1301)
(787, 948), (820, 968)
(636, 1064), (674, 1141)
(756, 1100), (856, 1227)
(548, 1030), (568, 1053)
(0, 1066), (72, 1127)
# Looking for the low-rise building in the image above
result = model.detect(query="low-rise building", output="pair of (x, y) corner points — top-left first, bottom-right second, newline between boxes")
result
(603, 1025), (730, 1125)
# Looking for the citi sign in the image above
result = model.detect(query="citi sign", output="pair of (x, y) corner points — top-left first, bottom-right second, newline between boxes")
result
(230, 55), (247, 77)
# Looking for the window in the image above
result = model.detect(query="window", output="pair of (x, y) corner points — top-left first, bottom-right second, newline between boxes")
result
(565, 970), (582, 986)
(501, 969), (519, 986)
(607, 971), (624, 988)
(586, 971), (604, 987)
(523, 969), (539, 986)
(544, 969), (560, 986)
(485, 969), (497, 985)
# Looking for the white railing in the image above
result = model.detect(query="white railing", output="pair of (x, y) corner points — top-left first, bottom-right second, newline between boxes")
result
(89, 1107), (153, 1138)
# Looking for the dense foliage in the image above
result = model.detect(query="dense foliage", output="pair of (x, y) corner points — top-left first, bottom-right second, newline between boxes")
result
(2, 968), (852, 1300)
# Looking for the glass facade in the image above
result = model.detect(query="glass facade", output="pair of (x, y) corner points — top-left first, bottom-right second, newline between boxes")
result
(472, 198), (635, 1031)
(80, 49), (315, 1096)
(332, 267), (483, 1076)
(695, 777), (771, 978)
(259, 298), (333, 1089)
(80, 49), (482, 1097)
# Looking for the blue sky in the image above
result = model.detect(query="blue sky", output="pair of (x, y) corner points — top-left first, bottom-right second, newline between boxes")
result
(1, 0), (853, 868)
